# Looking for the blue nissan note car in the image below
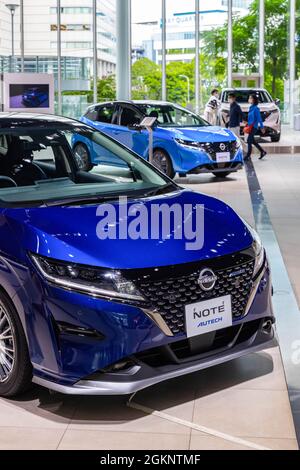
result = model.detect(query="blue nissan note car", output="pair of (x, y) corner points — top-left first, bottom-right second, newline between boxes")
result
(0, 113), (274, 397)
(22, 87), (49, 108)
(78, 100), (244, 179)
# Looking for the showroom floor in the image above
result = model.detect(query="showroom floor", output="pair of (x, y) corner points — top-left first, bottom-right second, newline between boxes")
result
(0, 154), (299, 450)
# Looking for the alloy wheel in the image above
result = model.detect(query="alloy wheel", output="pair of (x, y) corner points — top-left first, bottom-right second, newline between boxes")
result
(153, 150), (169, 175)
(0, 304), (15, 383)
(74, 144), (90, 170)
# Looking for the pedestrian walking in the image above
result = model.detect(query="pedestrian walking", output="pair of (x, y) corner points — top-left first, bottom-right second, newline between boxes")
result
(244, 94), (267, 161)
(227, 92), (247, 152)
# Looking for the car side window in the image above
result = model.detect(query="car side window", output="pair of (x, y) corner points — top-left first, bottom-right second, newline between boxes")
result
(85, 108), (98, 121)
(120, 106), (142, 127)
(0, 135), (8, 157)
(96, 105), (114, 124)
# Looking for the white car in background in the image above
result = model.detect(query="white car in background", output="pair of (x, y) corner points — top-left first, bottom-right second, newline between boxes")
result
(219, 88), (281, 142)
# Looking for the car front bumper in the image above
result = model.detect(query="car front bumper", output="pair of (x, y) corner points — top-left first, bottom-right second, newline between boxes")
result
(187, 162), (243, 175)
(30, 260), (275, 395)
(176, 146), (244, 174)
(33, 318), (276, 395)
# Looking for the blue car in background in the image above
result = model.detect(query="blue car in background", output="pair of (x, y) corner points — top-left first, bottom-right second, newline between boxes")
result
(78, 100), (244, 179)
(0, 114), (274, 397)
(22, 87), (48, 108)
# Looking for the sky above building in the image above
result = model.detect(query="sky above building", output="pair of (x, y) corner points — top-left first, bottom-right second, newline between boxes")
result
(132, 0), (197, 22)
(131, 0), (228, 45)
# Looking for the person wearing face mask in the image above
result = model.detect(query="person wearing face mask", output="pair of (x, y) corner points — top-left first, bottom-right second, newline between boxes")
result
(204, 89), (220, 125)
(244, 94), (267, 161)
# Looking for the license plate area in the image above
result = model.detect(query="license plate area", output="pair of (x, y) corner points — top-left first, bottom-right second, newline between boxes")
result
(216, 151), (231, 163)
(185, 295), (232, 338)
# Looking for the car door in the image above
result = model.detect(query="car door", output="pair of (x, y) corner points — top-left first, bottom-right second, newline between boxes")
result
(108, 104), (150, 158)
(82, 104), (126, 167)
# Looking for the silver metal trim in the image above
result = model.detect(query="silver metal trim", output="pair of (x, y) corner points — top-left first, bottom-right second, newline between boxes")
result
(142, 308), (174, 337)
(244, 264), (267, 317)
(198, 268), (218, 291)
(32, 332), (276, 396)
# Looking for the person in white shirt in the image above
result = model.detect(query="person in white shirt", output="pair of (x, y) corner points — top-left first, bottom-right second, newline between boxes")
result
(204, 89), (220, 125)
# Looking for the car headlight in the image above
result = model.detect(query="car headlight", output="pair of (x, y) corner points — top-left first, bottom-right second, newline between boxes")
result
(30, 254), (145, 302)
(264, 109), (279, 118)
(244, 223), (265, 277)
(175, 138), (202, 149)
(233, 139), (241, 150)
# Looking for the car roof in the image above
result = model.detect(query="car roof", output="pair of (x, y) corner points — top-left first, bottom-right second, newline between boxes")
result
(0, 112), (79, 127)
(88, 100), (178, 109)
(222, 88), (268, 92)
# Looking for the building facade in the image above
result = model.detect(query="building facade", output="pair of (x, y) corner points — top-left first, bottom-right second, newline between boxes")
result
(0, 0), (116, 81)
(138, 0), (251, 65)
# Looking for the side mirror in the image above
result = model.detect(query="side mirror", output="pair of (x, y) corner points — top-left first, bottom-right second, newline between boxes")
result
(275, 98), (280, 106)
(127, 124), (143, 131)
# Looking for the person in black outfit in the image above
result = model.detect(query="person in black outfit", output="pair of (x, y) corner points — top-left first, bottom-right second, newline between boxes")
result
(227, 92), (246, 151)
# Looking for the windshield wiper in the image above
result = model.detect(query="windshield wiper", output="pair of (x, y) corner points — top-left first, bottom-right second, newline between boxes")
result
(45, 194), (122, 207)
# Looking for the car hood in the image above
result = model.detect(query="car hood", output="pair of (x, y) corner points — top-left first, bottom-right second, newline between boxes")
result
(7, 190), (253, 269)
(167, 126), (237, 142)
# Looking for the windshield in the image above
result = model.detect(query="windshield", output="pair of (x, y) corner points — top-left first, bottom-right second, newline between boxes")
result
(0, 121), (175, 206)
(137, 104), (208, 128)
(222, 90), (273, 104)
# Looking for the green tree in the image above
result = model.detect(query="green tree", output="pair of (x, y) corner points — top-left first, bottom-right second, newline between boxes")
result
(132, 58), (195, 107)
(97, 74), (116, 101)
(132, 58), (162, 100)
(202, 0), (300, 101)
(166, 61), (194, 106)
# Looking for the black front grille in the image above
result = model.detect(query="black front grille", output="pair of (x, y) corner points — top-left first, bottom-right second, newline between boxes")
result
(188, 162), (242, 174)
(136, 260), (255, 335)
(203, 141), (237, 161)
(134, 319), (265, 367)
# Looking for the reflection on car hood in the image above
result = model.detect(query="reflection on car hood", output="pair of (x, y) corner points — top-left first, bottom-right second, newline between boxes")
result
(7, 190), (253, 269)
(170, 126), (237, 142)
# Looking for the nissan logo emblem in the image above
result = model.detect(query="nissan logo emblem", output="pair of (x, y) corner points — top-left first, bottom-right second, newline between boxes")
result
(220, 143), (226, 151)
(198, 268), (218, 291)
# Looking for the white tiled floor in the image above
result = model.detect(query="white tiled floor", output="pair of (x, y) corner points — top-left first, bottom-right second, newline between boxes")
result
(0, 161), (299, 450)
(252, 154), (300, 307)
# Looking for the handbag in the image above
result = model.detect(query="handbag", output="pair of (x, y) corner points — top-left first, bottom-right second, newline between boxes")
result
(244, 124), (254, 134)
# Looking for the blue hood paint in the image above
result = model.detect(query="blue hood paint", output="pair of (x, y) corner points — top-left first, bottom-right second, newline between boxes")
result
(163, 125), (236, 143)
(6, 189), (253, 269)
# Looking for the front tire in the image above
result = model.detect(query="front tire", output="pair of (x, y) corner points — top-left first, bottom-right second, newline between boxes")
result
(0, 292), (32, 397)
(152, 149), (175, 179)
(212, 171), (231, 179)
(73, 142), (93, 171)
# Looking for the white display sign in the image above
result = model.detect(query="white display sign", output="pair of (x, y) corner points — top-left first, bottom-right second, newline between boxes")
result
(216, 152), (231, 163)
(1, 73), (55, 114)
(185, 295), (232, 338)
